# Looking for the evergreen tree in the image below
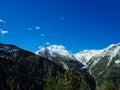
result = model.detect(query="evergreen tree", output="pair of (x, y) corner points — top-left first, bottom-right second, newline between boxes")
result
(63, 68), (81, 90)
(79, 77), (89, 90)
(55, 79), (64, 90)
(44, 67), (93, 90)
(97, 81), (117, 90)
(44, 65), (56, 90)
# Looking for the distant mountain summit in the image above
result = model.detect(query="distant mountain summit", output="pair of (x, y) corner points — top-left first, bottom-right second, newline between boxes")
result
(86, 43), (120, 67)
(74, 49), (103, 65)
(36, 45), (85, 70)
(36, 45), (76, 61)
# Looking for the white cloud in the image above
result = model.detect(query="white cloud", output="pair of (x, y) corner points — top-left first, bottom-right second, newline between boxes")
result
(35, 26), (40, 30)
(38, 46), (44, 49)
(28, 28), (32, 31)
(46, 42), (51, 45)
(28, 26), (40, 31)
(41, 34), (44, 37)
(47, 45), (66, 50)
(0, 19), (5, 23)
(0, 29), (9, 35)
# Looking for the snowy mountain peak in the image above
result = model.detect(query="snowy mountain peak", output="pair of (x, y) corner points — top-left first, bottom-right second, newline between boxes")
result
(47, 45), (66, 51)
(75, 43), (120, 65)
(44, 45), (68, 56)
(74, 49), (103, 65)
(86, 43), (120, 68)
(36, 45), (66, 53)
(107, 43), (120, 48)
(36, 45), (76, 60)
(36, 45), (84, 70)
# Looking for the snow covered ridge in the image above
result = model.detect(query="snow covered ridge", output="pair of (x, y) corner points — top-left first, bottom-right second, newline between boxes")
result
(74, 49), (103, 65)
(36, 43), (120, 67)
(75, 43), (120, 65)
(102, 43), (120, 66)
(86, 43), (120, 67)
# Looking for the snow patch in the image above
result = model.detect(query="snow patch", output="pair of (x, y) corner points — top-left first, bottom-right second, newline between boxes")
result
(0, 46), (19, 58)
(115, 59), (120, 64)
(59, 62), (69, 70)
(107, 45), (120, 66)
(99, 71), (103, 75)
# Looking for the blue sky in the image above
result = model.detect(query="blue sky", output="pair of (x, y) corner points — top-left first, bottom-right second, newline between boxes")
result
(0, 0), (120, 53)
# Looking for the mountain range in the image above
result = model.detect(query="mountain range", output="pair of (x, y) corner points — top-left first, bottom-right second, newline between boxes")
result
(36, 43), (120, 86)
(0, 42), (120, 89)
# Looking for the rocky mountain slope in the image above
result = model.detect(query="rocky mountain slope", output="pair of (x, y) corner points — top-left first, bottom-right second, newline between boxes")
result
(36, 45), (96, 89)
(36, 45), (87, 72)
(87, 43), (120, 86)
(0, 43), (96, 90)
(36, 43), (120, 87)
(76, 43), (120, 87)
(0, 43), (64, 90)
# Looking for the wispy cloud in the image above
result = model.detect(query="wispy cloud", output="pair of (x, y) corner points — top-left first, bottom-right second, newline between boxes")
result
(41, 34), (44, 37)
(38, 46), (44, 49)
(0, 19), (6, 23)
(0, 29), (9, 35)
(28, 28), (32, 31)
(28, 26), (41, 31)
(46, 42), (51, 45)
(35, 26), (40, 30)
